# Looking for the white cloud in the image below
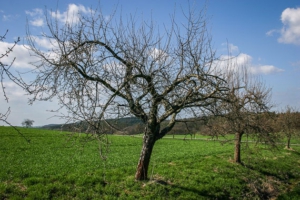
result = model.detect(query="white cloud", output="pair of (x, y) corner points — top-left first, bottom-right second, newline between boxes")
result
(0, 41), (38, 69)
(29, 36), (58, 49)
(2, 14), (11, 21)
(233, 53), (251, 66)
(25, 8), (43, 17)
(0, 81), (66, 126)
(279, 7), (300, 45)
(266, 29), (278, 36)
(218, 53), (251, 72)
(26, 5), (93, 26)
(1, 82), (26, 100)
(218, 52), (283, 75)
(30, 18), (44, 26)
(104, 15), (111, 21)
(50, 4), (92, 24)
(2, 13), (19, 22)
(221, 43), (239, 54)
(1, 35), (67, 70)
(25, 8), (44, 27)
(249, 65), (284, 75)
(149, 48), (169, 61)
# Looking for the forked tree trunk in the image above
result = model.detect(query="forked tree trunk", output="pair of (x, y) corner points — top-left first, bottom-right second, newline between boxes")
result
(234, 132), (243, 163)
(135, 134), (156, 180)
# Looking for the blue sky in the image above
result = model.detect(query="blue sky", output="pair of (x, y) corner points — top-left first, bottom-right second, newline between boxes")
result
(1, 0), (300, 126)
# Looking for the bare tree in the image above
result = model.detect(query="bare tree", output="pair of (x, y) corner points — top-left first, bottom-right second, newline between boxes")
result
(277, 106), (299, 149)
(206, 61), (275, 163)
(22, 5), (230, 180)
(22, 119), (35, 128)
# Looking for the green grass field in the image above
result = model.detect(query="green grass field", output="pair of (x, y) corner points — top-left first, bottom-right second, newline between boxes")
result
(0, 126), (300, 199)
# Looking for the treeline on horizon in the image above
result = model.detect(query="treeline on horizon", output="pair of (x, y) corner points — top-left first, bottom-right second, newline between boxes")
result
(40, 111), (300, 136)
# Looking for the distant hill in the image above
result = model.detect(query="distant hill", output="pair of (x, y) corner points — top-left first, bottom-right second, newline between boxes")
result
(40, 116), (205, 135)
(40, 117), (144, 134)
(40, 124), (64, 129)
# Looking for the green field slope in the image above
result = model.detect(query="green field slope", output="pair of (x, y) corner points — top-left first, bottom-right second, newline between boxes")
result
(0, 126), (300, 199)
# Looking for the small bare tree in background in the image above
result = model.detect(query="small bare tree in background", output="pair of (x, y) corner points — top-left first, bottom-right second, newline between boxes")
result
(277, 106), (300, 149)
(205, 61), (275, 163)
(20, 4), (231, 180)
(22, 119), (35, 128)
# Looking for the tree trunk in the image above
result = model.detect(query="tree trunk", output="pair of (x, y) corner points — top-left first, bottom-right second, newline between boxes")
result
(234, 132), (243, 163)
(286, 136), (291, 149)
(135, 134), (156, 180)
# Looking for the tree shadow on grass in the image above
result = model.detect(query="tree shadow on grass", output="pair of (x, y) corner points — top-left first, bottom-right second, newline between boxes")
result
(242, 160), (292, 183)
(242, 148), (300, 181)
(286, 148), (300, 156)
(240, 158), (299, 199)
(151, 178), (230, 199)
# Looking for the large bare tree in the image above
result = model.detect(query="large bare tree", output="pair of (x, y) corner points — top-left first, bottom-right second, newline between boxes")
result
(205, 62), (274, 163)
(23, 6), (229, 180)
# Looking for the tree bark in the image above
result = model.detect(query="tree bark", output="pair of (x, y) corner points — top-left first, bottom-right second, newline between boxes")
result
(286, 136), (291, 149)
(234, 132), (243, 163)
(135, 134), (156, 180)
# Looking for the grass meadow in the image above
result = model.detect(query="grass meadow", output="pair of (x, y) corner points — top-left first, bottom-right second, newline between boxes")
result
(1, 126), (300, 199)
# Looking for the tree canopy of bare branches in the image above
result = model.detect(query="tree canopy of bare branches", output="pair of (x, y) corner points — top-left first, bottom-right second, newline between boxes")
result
(277, 106), (300, 149)
(205, 61), (275, 163)
(23, 5), (230, 180)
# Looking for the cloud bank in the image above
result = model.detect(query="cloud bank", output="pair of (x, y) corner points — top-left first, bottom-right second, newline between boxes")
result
(267, 7), (300, 45)
(25, 8), (44, 27)
(0, 41), (38, 69)
(279, 7), (300, 45)
(50, 4), (92, 24)
(26, 4), (93, 27)
(219, 44), (284, 75)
